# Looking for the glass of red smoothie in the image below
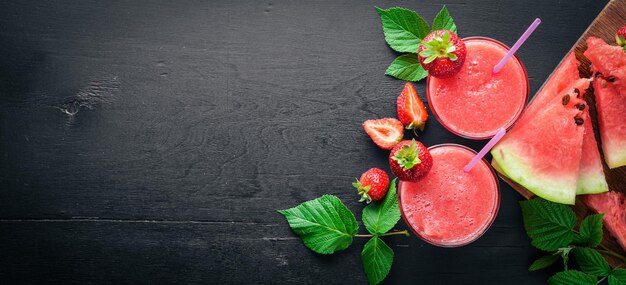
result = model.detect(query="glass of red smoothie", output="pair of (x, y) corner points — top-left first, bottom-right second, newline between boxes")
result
(426, 37), (529, 140)
(398, 144), (500, 247)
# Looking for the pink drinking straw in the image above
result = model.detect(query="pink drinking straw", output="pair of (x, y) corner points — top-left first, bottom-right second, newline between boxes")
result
(464, 128), (506, 173)
(492, 18), (541, 74)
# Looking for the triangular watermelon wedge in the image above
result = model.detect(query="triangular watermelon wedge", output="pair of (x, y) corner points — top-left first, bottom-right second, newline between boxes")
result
(491, 79), (590, 205)
(513, 52), (580, 128)
(584, 37), (626, 169)
(576, 115), (609, 194)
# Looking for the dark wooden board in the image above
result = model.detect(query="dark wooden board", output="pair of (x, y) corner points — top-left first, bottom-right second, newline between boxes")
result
(494, 0), (626, 268)
(0, 0), (610, 284)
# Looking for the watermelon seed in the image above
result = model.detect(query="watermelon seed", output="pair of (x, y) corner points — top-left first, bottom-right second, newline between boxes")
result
(601, 80), (607, 88)
(607, 76), (615, 82)
(575, 103), (585, 110)
(574, 116), (584, 125)
(594, 71), (603, 78)
(574, 88), (580, 98)
(561, 94), (570, 105)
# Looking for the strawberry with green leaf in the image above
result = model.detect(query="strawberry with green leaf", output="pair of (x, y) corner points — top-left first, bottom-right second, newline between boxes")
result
(418, 30), (466, 78)
(377, 6), (458, 81)
(353, 168), (390, 203)
(389, 139), (432, 182)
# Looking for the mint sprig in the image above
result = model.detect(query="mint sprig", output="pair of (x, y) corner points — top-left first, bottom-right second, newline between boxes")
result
(375, 7), (430, 53)
(363, 178), (401, 235)
(529, 253), (560, 271)
(362, 236), (394, 285)
(377, 5), (457, 81)
(576, 214), (604, 247)
(384, 54), (428, 82)
(520, 197), (577, 251)
(573, 248), (611, 276)
(548, 270), (596, 285)
(521, 198), (626, 284)
(279, 179), (407, 284)
(432, 6), (457, 33)
(608, 268), (626, 285)
(278, 195), (358, 254)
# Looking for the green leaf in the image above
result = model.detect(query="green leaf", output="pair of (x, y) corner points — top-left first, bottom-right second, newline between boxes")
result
(529, 254), (560, 271)
(431, 5), (457, 34)
(385, 54), (428, 82)
(573, 248), (610, 276)
(362, 237), (393, 285)
(608, 268), (626, 285)
(548, 270), (596, 285)
(519, 198), (577, 251)
(375, 7), (430, 53)
(363, 178), (401, 235)
(577, 214), (604, 247)
(278, 195), (358, 254)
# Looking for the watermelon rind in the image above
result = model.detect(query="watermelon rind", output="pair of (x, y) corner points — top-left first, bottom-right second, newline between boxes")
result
(492, 146), (576, 205)
(576, 174), (609, 195)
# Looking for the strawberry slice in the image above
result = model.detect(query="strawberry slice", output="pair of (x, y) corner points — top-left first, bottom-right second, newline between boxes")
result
(396, 82), (428, 131)
(363, 118), (403, 150)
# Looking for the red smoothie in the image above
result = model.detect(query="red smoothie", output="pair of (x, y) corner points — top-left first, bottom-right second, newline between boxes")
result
(398, 144), (500, 247)
(427, 37), (529, 139)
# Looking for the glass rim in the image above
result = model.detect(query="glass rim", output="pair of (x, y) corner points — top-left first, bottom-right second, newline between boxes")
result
(397, 143), (501, 247)
(425, 36), (530, 140)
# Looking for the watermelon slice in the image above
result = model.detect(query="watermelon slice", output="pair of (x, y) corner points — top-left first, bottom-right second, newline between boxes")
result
(491, 79), (590, 205)
(576, 116), (609, 195)
(514, 52), (580, 127)
(581, 191), (626, 251)
(584, 37), (626, 169)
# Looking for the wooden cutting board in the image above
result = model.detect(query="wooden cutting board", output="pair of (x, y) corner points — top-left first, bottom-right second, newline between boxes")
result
(494, 0), (626, 268)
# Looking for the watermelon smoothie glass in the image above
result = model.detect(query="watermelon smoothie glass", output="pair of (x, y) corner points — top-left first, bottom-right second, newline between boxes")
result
(427, 37), (529, 139)
(398, 144), (500, 247)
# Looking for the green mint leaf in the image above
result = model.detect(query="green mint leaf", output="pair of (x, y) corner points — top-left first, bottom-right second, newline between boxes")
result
(578, 214), (604, 247)
(385, 54), (428, 81)
(431, 5), (457, 33)
(375, 7), (430, 53)
(608, 268), (626, 285)
(362, 236), (393, 285)
(529, 253), (560, 271)
(363, 178), (401, 235)
(278, 195), (358, 254)
(573, 248), (611, 276)
(548, 270), (596, 285)
(519, 198), (576, 251)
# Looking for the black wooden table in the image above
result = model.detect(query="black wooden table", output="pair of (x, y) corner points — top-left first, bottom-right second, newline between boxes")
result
(0, 1), (608, 284)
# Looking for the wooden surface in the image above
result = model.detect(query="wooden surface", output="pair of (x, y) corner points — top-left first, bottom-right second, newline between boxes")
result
(0, 1), (613, 284)
(494, 0), (626, 268)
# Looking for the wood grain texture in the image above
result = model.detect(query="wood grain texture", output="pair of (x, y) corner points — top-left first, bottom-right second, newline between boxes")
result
(494, 0), (626, 268)
(0, 0), (610, 284)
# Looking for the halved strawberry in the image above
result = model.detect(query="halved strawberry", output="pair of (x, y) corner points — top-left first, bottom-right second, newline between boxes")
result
(397, 82), (428, 131)
(363, 118), (403, 150)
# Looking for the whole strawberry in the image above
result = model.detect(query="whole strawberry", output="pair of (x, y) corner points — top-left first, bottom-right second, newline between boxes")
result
(418, 30), (466, 78)
(616, 24), (626, 50)
(389, 139), (432, 182)
(353, 168), (390, 203)
(397, 82), (428, 131)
